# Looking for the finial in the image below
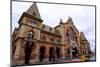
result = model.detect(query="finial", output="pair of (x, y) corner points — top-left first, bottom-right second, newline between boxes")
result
(59, 18), (63, 24)
(67, 16), (72, 21)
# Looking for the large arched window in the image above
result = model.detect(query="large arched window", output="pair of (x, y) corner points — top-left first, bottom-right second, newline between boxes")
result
(66, 27), (74, 41)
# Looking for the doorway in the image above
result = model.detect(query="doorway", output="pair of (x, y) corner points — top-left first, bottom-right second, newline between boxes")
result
(72, 47), (78, 58)
(39, 46), (46, 62)
(56, 47), (60, 60)
(24, 42), (34, 64)
(49, 47), (55, 62)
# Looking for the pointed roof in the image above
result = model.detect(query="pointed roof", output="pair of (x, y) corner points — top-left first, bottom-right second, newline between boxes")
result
(26, 2), (41, 19)
(80, 32), (87, 41)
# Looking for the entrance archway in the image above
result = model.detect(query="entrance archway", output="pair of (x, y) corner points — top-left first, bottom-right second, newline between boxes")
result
(24, 42), (34, 64)
(39, 46), (46, 62)
(49, 47), (54, 62)
(56, 47), (60, 60)
(72, 47), (78, 58)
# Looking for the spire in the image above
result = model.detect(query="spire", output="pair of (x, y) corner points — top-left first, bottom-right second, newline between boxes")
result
(59, 18), (63, 24)
(67, 16), (72, 22)
(66, 16), (73, 24)
(26, 2), (41, 19)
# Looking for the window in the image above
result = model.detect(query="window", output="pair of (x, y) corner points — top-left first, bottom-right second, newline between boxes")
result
(32, 12), (36, 16)
(28, 31), (34, 39)
(29, 20), (32, 25)
(50, 37), (54, 43)
(67, 28), (74, 41)
(41, 35), (46, 41)
(49, 28), (52, 31)
(69, 31), (74, 40)
(27, 18), (36, 27)
(32, 21), (36, 27)
(66, 33), (69, 41)
(26, 19), (31, 25)
(42, 25), (45, 29)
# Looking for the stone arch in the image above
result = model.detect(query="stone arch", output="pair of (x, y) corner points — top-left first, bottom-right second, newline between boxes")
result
(56, 47), (60, 59)
(24, 41), (34, 64)
(72, 46), (79, 58)
(49, 47), (55, 62)
(39, 46), (46, 62)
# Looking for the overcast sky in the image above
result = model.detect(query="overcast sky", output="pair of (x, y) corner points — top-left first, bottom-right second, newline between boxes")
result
(12, 1), (95, 52)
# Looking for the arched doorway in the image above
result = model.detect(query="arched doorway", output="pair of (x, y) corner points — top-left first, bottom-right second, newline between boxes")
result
(56, 47), (60, 60)
(39, 46), (46, 62)
(72, 47), (78, 58)
(24, 42), (34, 64)
(49, 47), (55, 62)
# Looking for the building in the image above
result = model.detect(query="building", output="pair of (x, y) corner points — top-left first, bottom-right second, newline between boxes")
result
(12, 2), (91, 65)
(80, 32), (91, 57)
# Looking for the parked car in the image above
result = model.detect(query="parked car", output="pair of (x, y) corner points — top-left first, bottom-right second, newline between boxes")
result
(80, 55), (89, 62)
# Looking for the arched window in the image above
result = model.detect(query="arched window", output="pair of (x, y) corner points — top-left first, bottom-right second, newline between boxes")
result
(41, 35), (46, 41)
(28, 31), (34, 39)
(31, 21), (36, 27)
(66, 27), (74, 41)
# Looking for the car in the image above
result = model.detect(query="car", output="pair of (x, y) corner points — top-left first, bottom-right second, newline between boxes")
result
(80, 55), (89, 62)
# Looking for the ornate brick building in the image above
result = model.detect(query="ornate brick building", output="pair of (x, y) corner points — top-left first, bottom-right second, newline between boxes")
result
(12, 2), (90, 65)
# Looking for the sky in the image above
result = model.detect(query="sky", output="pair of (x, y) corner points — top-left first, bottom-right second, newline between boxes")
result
(12, 1), (95, 52)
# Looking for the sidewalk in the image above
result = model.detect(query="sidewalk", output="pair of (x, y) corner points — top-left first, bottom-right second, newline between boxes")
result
(62, 58), (81, 63)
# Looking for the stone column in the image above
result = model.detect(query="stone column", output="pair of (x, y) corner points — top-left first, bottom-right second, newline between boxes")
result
(13, 44), (21, 65)
(61, 46), (65, 60)
(35, 43), (40, 64)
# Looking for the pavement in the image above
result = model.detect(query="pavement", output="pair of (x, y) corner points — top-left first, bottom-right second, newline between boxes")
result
(61, 58), (81, 63)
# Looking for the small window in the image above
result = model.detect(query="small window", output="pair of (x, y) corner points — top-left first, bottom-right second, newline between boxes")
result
(49, 28), (52, 31)
(32, 12), (36, 16)
(42, 25), (45, 29)
(50, 37), (54, 43)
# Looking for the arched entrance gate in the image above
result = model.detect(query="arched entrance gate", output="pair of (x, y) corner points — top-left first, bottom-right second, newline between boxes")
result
(49, 47), (60, 62)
